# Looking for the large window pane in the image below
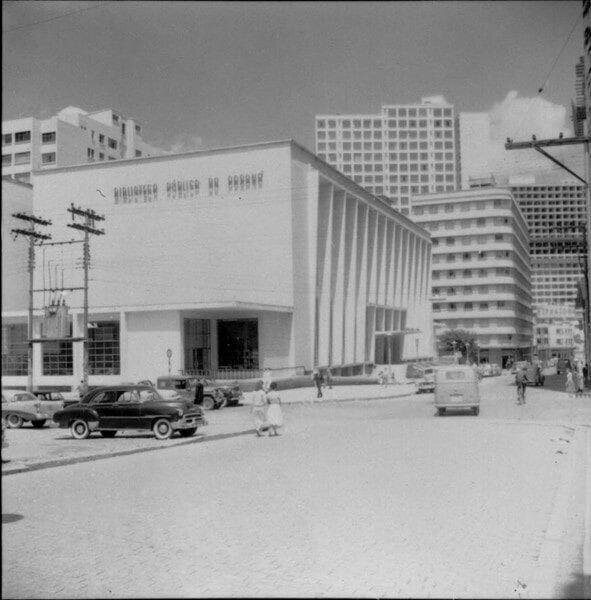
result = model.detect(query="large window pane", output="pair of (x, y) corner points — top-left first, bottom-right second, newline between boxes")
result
(89, 321), (120, 375)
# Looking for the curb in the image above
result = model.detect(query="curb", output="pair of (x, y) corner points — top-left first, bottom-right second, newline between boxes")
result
(1, 428), (255, 477)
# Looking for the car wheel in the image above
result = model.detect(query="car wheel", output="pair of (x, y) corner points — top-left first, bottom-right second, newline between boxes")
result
(202, 396), (215, 411)
(31, 419), (47, 428)
(437, 408), (446, 416)
(6, 414), (23, 429)
(153, 418), (173, 440)
(473, 407), (480, 416)
(70, 419), (90, 439)
(178, 427), (197, 437)
(100, 430), (117, 438)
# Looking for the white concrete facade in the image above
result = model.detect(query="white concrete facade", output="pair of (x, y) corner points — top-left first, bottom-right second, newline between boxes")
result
(1, 140), (433, 389)
(2, 106), (162, 185)
(315, 96), (461, 215)
(411, 188), (533, 366)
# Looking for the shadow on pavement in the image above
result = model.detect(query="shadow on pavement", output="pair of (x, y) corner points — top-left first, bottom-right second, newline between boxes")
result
(556, 571), (590, 599)
(2, 513), (24, 524)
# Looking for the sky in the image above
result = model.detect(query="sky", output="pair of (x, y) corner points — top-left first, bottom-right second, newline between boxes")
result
(2, 1), (586, 180)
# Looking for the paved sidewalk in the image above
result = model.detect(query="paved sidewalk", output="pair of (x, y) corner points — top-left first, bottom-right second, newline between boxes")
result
(1, 383), (417, 475)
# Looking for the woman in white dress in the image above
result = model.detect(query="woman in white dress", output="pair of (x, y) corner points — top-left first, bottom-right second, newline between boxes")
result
(266, 382), (283, 436)
(251, 380), (268, 437)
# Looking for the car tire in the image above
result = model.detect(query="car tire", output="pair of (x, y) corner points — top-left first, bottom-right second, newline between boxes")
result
(178, 427), (197, 437)
(202, 396), (215, 411)
(152, 418), (173, 440)
(437, 408), (446, 416)
(473, 407), (480, 416)
(31, 419), (47, 428)
(100, 430), (117, 438)
(6, 414), (24, 428)
(70, 419), (90, 439)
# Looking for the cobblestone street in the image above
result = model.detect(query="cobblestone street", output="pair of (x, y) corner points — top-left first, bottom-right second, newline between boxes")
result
(2, 377), (590, 598)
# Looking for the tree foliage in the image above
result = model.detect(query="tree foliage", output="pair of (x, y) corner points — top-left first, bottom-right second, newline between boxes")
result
(437, 329), (479, 363)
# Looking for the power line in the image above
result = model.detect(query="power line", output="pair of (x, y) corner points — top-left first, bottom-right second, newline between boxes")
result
(2, 2), (111, 34)
(537, 11), (581, 94)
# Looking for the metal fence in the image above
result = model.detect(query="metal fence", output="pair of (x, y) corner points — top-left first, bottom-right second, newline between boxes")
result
(181, 366), (306, 380)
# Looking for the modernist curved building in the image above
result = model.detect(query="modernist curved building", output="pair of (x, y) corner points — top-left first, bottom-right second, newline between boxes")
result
(411, 187), (533, 366)
(2, 140), (433, 389)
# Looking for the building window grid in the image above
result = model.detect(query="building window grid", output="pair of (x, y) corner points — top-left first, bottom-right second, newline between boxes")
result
(89, 322), (120, 375)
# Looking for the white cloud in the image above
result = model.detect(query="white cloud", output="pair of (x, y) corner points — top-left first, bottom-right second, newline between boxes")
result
(461, 91), (583, 185)
(165, 134), (204, 155)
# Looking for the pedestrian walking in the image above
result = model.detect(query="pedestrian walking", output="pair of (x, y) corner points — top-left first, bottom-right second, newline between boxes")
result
(515, 366), (527, 405)
(325, 367), (333, 390)
(251, 380), (268, 437)
(565, 369), (576, 397)
(312, 368), (324, 399)
(575, 367), (585, 396)
(194, 377), (204, 406)
(266, 382), (283, 436)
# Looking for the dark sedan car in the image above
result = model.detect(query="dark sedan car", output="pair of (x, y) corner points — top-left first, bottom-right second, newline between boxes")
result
(53, 385), (206, 440)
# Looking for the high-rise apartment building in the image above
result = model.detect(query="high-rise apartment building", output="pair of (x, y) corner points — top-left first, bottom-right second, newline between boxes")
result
(510, 181), (587, 309)
(2, 106), (162, 184)
(411, 187), (533, 366)
(315, 96), (461, 215)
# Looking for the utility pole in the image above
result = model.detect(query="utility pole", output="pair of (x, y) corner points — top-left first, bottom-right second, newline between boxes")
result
(505, 135), (591, 370)
(11, 212), (52, 391)
(66, 204), (105, 387)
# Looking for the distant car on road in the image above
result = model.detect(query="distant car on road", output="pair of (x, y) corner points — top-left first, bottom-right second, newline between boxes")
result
(1, 389), (59, 429)
(490, 363), (502, 376)
(53, 385), (206, 440)
(556, 358), (571, 374)
(415, 367), (435, 394)
(514, 363), (545, 387)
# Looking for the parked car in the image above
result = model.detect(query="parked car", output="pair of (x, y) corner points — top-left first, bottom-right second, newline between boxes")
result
(434, 365), (480, 416)
(53, 385), (206, 440)
(477, 363), (493, 377)
(155, 375), (231, 410)
(556, 358), (571, 374)
(514, 362), (545, 387)
(187, 376), (243, 407)
(1, 389), (59, 428)
(415, 367), (436, 393)
(490, 363), (502, 376)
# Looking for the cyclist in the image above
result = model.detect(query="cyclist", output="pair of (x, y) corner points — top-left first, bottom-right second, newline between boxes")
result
(515, 365), (527, 405)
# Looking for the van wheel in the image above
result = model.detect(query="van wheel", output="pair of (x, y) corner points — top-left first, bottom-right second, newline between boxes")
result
(437, 408), (446, 416)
